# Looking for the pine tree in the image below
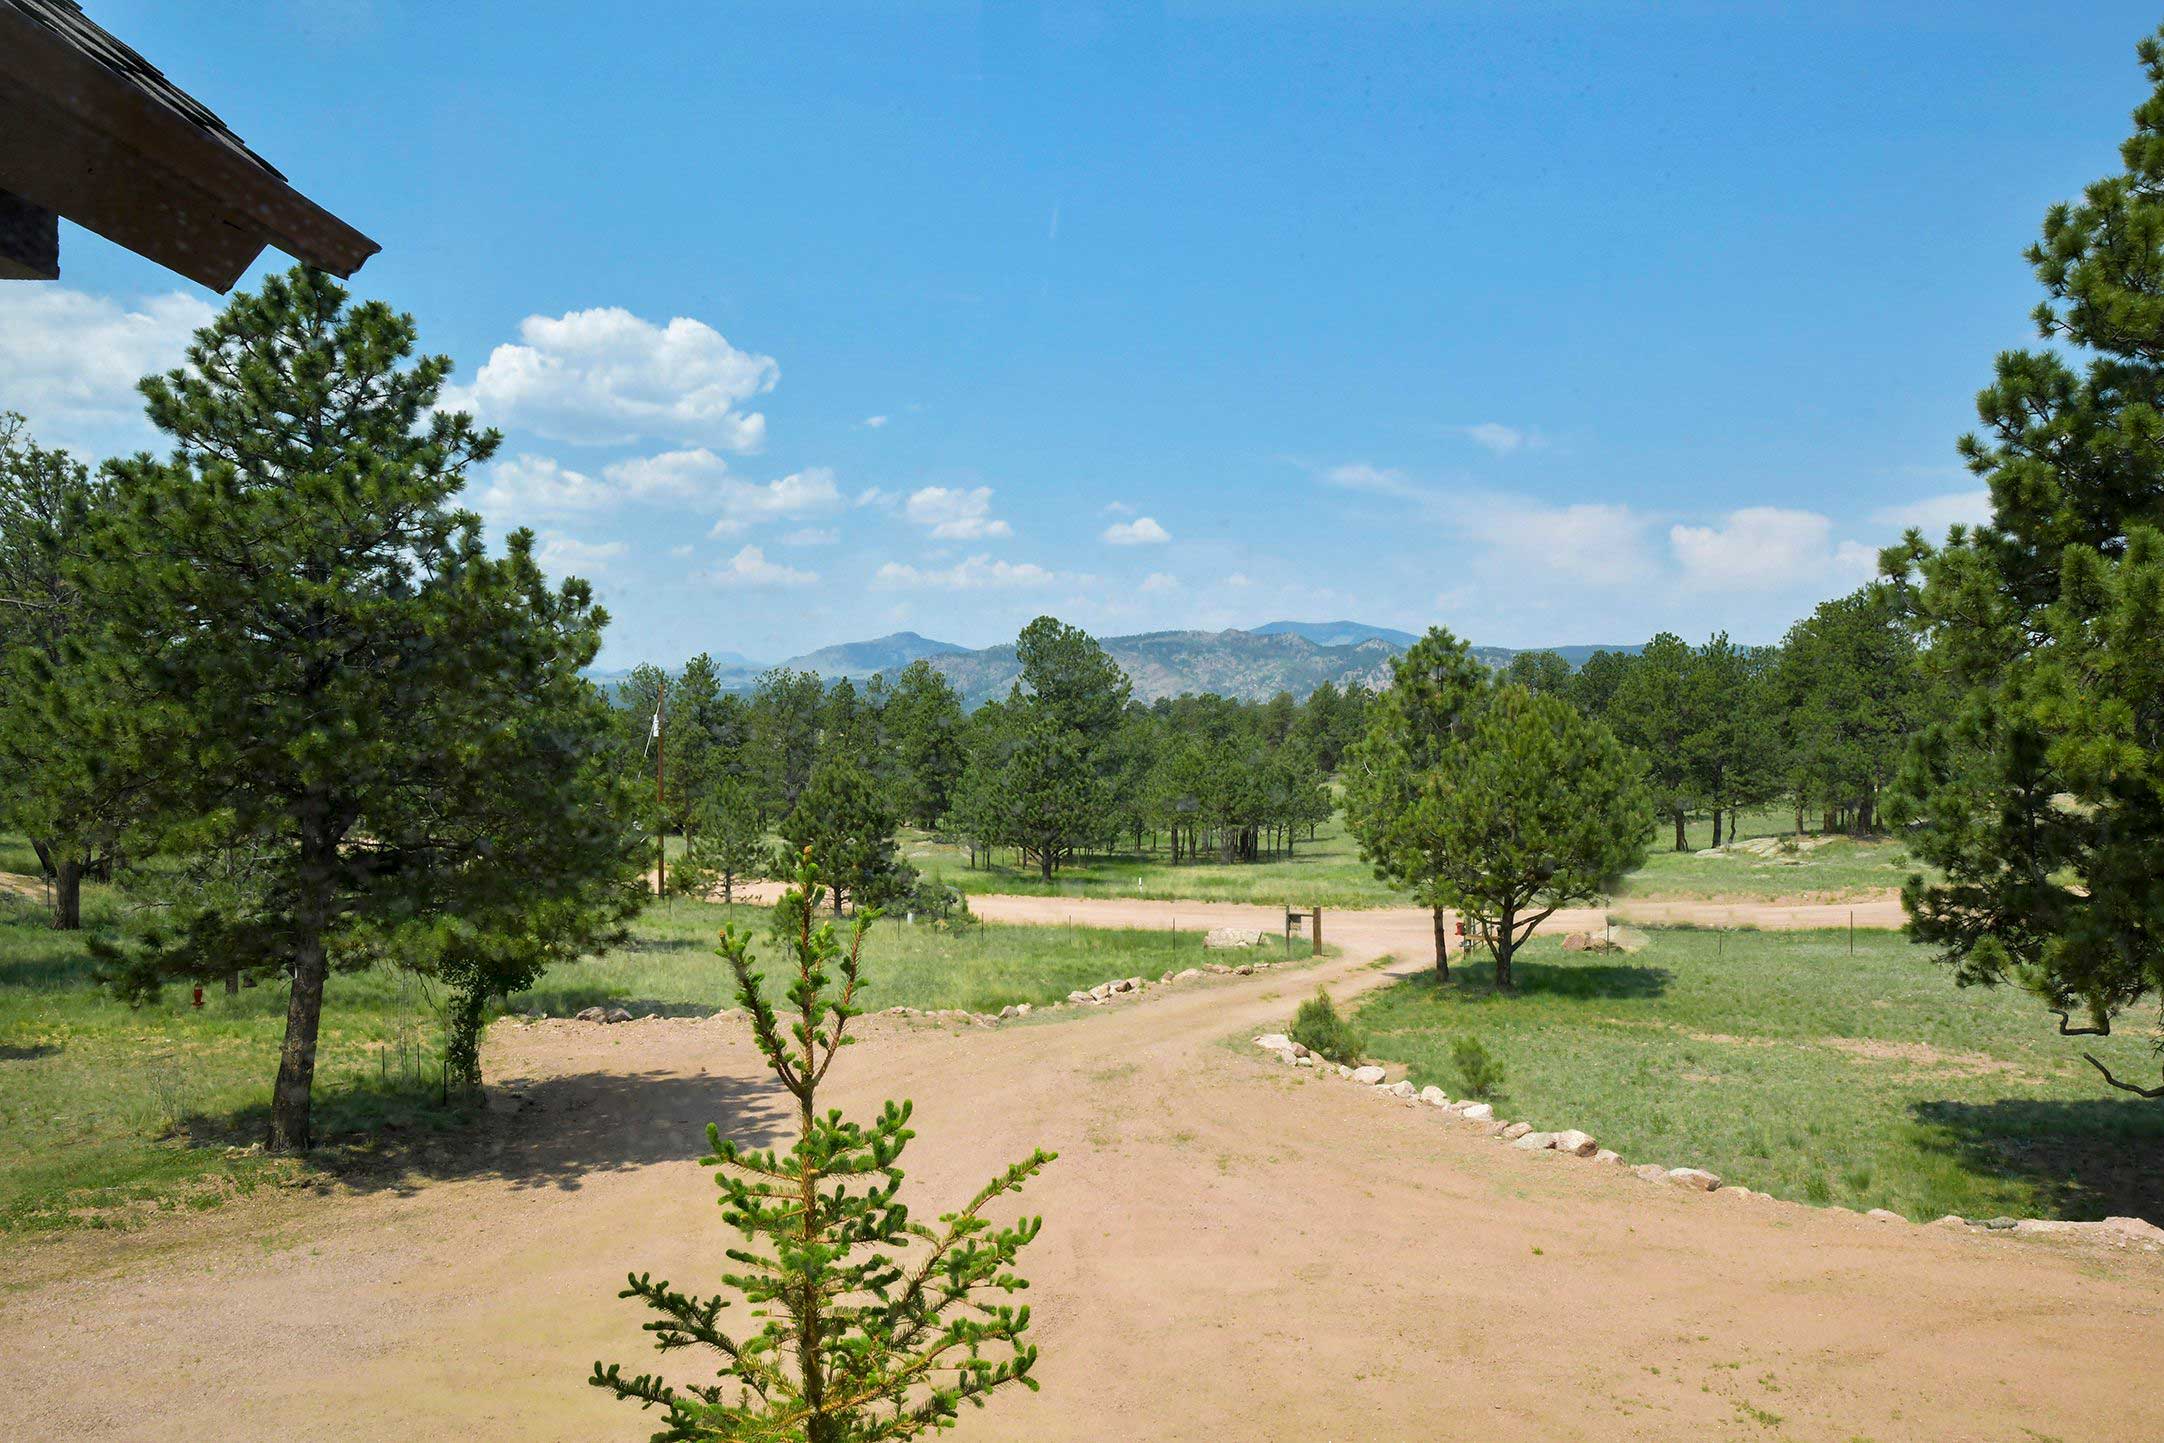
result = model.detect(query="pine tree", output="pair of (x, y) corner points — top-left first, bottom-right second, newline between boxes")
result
(1342, 627), (1492, 977)
(85, 265), (631, 1149)
(1885, 24), (2164, 1099)
(783, 752), (913, 913)
(673, 774), (769, 904)
(1413, 685), (1651, 990)
(0, 412), (155, 929)
(592, 852), (1054, 1439)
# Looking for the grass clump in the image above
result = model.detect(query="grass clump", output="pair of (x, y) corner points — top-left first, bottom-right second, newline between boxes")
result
(1289, 988), (1364, 1064)
(1450, 1035), (1506, 1099)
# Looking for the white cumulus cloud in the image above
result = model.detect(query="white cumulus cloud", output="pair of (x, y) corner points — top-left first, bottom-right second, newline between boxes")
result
(443, 307), (777, 449)
(1670, 507), (1869, 591)
(905, 485), (1011, 540)
(708, 467), (842, 537)
(704, 544), (817, 588)
(874, 555), (1056, 590)
(1139, 571), (1181, 593)
(1102, 516), (1170, 545)
(0, 287), (213, 454)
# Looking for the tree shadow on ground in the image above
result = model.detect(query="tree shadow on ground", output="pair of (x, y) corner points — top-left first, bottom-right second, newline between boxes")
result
(1427, 959), (1672, 1003)
(189, 1068), (793, 1200)
(1911, 1096), (2164, 1222)
(0, 1041), (60, 1061)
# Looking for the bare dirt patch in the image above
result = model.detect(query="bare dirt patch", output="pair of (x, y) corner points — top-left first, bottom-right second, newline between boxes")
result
(1, 900), (2154, 1442)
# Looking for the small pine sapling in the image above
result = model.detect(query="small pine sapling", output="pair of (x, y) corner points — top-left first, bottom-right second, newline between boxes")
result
(592, 850), (1056, 1440)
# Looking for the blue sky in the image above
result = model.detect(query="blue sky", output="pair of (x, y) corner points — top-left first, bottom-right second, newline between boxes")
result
(4, 1), (2157, 666)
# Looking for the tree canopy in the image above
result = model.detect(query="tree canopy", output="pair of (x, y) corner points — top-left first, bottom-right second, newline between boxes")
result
(1885, 27), (2164, 1099)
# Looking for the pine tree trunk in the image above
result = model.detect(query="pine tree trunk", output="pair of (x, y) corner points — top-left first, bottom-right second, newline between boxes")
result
(51, 856), (82, 931)
(1711, 808), (1723, 847)
(269, 811), (335, 1153)
(1431, 906), (1450, 981)
(1673, 811), (1687, 851)
(1493, 903), (1517, 991)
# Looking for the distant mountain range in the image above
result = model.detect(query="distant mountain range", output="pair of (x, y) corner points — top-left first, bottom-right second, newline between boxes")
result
(598, 623), (1645, 707)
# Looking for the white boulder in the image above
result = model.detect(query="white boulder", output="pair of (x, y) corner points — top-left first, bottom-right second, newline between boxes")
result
(1350, 1065), (1386, 1085)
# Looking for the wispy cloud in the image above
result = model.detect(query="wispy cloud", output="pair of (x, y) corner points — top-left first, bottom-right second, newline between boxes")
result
(873, 555), (1059, 590)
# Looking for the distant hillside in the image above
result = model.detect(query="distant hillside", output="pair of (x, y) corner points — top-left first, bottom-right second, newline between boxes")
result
(1252, 619), (1421, 649)
(777, 631), (971, 681)
(917, 628), (1400, 708)
(607, 624), (1650, 706)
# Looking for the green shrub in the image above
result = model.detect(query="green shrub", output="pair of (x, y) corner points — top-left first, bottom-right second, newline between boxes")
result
(1290, 988), (1365, 1064)
(1450, 1034), (1505, 1099)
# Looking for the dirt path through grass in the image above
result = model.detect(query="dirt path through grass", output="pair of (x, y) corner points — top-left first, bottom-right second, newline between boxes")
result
(1, 897), (2151, 1442)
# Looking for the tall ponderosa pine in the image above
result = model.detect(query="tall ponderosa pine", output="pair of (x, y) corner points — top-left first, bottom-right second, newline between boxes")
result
(0, 413), (155, 929)
(1886, 26), (2164, 1099)
(593, 853), (1054, 1439)
(89, 266), (634, 1148)
(1342, 627), (1492, 977)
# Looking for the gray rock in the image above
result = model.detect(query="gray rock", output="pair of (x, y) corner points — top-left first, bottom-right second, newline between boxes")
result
(1389, 1080), (1417, 1099)
(1866, 1208), (1906, 1224)
(1418, 1085), (1449, 1107)
(604, 1007), (633, 1024)
(1174, 968), (1203, 981)
(1632, 1163), (1671, 1183)
(1067, 990), (1093, 1004)
(1591, 1148), (1623, 1165)
(1234, 964), (1255, 976)
(1458, 1102), (1494, 1122)
(1513, 1131), (1559, 1151)
(1665, 1167), (1721, 1192)
(1350, 1065), (1386, 1085)
(575, 1006), (606, 1023)
(1500, 1122), (1533, 1141)
(1253, 1033), (1292, 1051)
(1293, 1054), (1315, 1068)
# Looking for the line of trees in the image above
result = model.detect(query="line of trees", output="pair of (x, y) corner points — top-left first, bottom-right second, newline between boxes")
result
(1500, 584), (1932, 852)
(632, 616), (1363, 894)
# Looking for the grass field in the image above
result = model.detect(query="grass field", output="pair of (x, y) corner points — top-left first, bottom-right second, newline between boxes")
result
(0, 881), (1288, 1235)
(908, 812), (1415, 909)
(908, 804), (1917, 910)
(1617, 805), (1921, 902)
(1351, 928), (2164, 1223)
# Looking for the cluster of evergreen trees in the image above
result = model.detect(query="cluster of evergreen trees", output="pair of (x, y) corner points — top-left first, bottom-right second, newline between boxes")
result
(627, 617), (1363, 895)
(1501, 583), (1931, 851)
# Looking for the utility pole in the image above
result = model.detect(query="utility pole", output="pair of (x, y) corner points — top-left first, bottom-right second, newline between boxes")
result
(654, 677), (667, 898)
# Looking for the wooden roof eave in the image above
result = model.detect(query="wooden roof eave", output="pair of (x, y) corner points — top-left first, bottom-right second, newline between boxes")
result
(0, 4), (379, 290)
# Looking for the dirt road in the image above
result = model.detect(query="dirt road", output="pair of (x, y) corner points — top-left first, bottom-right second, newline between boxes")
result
(4, 900), (2154, 1442)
